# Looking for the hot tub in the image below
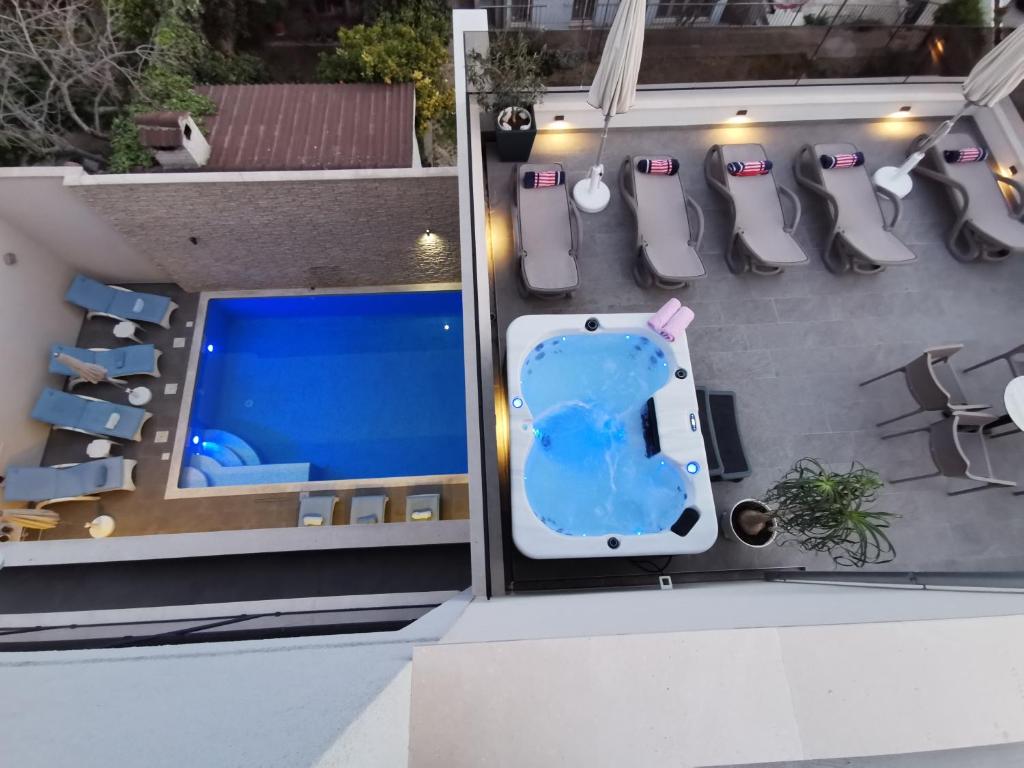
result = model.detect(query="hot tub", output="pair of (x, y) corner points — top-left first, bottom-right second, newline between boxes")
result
(506, 313), (717, 559)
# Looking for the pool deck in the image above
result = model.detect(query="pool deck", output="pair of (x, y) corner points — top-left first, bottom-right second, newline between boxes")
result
(485, 118), (1024, 588)
(33, 284), (468, 541)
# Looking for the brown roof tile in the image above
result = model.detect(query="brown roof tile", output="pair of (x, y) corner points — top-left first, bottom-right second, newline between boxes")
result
(193, 83), (415, 171)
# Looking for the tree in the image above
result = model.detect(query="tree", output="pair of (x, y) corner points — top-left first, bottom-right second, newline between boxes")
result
(0, 1), (151, 165)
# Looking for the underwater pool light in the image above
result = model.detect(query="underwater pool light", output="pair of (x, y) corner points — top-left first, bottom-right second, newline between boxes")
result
(206, 344), (214, 352)
(511, 397), (524, 409)
(443, 323), (450, 331)
(686, 461), (700, 475)
(192, 435), (200, 445)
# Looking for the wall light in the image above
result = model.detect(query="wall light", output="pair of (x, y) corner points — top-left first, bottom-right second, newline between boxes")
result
(424, 228), (432, 237)
(887, 105), (914, 119)
(899, 105), (912, 112)
(726, 110), (751, 125)
(736, 109), (748, 116)
(554, 114), (565, 122)
(1011, 165), (1019, 175)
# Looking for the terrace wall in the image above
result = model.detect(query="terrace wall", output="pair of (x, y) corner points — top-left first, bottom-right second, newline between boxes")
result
(69, 169), (461, 293)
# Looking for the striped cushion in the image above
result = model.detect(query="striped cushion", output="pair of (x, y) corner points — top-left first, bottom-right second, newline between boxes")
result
(819, 151), (865, 170)
(726, 160), (772, 177)
(636, 157), (680, 175)
(523, 170), (565, 189)
(943, 147), (988, 164)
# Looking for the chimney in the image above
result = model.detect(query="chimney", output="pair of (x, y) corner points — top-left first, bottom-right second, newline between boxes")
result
(133, 111), (211, 169)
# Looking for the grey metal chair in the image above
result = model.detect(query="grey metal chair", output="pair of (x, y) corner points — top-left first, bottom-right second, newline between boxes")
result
(513, 163), (580, 298)
(963, 343), (1024, 377)
(793, 142), (916, 274)
(619, 155), (706, 288)
(860, 344), (986, 427)
(884, 411), (1017, 495)
(704, 143), (807, 275)
(910, 133), (1024, 263)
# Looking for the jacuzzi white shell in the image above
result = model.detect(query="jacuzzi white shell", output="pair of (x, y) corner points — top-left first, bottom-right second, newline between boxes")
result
(507, 313), (718, 559)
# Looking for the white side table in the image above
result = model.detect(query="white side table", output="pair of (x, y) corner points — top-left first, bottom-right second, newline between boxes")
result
(127, 386), (153, 407)
(1004, 376), (1024, 430)
(113, 320), (143, 343)
(86, 439), (116, 459)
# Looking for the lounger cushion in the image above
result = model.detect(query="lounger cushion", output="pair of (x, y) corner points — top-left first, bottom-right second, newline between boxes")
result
(943, 147), (987, 163)
(933, 134), (1024, 250)
(31, 388), (148, 440)
(3, 458), (125, 502)
(813, 142), (916, 265)
(523, 170), (565, 188)
(517, 163), (578, 293)
(65, 275), (173, 325)
(720, 144), (807, 267)
(50, 344), (157, 378)
(632, 158), (705, 281)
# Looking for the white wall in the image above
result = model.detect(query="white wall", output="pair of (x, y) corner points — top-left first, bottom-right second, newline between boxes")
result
(0, 220), (81, 475)
(0, 169), (165, 283)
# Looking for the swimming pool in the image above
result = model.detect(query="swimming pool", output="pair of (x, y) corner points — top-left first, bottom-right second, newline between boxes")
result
(507, 313), (717, 559)
(172, 288), (467, 493)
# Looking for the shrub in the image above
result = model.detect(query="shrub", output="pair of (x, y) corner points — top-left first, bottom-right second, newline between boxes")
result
(934, 0), (985, 25)
(317, 1), (453, 132)
(466, 33), (546, 114)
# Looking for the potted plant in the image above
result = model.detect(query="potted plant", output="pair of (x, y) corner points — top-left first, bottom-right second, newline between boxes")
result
(467, 33), (546, 163)
(723, 458), (897, 567)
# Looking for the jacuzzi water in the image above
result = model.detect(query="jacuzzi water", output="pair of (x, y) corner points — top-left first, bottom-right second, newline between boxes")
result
(521, 333), (688, 536)
(182, 291), (467, 487)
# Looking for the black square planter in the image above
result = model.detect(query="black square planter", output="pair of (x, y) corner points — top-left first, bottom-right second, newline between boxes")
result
(494, 106), (537, 163)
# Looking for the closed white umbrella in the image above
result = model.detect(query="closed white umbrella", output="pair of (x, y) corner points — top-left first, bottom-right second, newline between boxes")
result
(572, 0), (647, 213)
(54, 351), (108, 384)
(874, 25), (1024, 198)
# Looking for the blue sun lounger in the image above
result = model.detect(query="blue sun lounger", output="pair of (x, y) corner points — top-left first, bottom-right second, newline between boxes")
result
(65, 274), (177, 328)
(31, 388), (151, 441)
(50, 344), (162, 388)
(3, 457), (137, 507)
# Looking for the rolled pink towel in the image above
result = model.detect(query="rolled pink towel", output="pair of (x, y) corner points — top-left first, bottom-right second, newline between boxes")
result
(647, 298), (682, 333)
(659, 305), (695, 342)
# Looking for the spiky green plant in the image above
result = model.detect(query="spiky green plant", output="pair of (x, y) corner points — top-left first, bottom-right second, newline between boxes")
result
(764, 458), (895, 567)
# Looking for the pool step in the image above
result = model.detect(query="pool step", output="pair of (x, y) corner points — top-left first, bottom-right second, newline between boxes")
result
(187, 454), (311, 487)
(198, 441), (244, 467)
(201, 429), (260, 466)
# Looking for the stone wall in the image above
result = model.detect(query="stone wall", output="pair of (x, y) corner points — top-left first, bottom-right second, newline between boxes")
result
(72, 171), (460, 292)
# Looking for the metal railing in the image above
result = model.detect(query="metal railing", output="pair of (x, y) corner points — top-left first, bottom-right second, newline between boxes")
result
(477, 0), (943, 30)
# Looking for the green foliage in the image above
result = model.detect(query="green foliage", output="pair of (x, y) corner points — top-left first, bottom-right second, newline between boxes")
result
(764, 458), (895, 567)
(934, 0), (985, 26)
(803, 11), (831, 24)
(105, 0), (163, 44)
(107, 115), (155, 173)
(316, 1), (453, 131)
(466, 33), (546, 114)
(197, 50), (267, 84)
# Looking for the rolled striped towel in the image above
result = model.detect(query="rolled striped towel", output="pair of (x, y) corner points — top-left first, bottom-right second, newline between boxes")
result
(819, 151), (865, 170)
(943, 147), (988, 164)
(637, 157), (680, 175)
(523, 170), (565, 189)
(726, 160), (772, 177)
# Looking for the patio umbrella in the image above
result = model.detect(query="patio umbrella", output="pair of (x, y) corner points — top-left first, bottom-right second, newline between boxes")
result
(874, 25), (1024, 198)
(1, 509), (60, 531)
(572, 0), (647, 213)
(54, 352), (108, 384)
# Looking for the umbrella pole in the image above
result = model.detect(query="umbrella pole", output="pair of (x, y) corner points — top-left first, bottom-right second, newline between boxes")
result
(873, 100), (971, 198)
(593, 111), (613, 169)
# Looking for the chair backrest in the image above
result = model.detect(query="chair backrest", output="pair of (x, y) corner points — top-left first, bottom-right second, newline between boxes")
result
(630, 156), (691, 245)
(904, 351), (952, 411)
(928, 415), (969, 479)
(516, 163), (573, 258)
(932, 134), (1009, 216)
(812, 142), (885, 231)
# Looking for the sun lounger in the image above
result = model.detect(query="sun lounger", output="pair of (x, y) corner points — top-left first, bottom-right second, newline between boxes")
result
(704, 144), (808, 275)
(3, 457), (136, 507)
(793, 142), (917, 274)
(298, 494), (337, 526)
(910, 133), (1024, 262)
(65, 274), (177, 328)
(50, 344), (161, 388)
(405, 492), (441, 522)
(350, 494), (388, 524)
(31, 388), (151, 441)
(619, 155), (706, 287)
(513, 163), (580, 297)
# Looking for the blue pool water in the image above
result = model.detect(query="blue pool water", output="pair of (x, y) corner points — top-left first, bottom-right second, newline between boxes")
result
(183, 292), (467, 486)
(520, 333), (688, 536)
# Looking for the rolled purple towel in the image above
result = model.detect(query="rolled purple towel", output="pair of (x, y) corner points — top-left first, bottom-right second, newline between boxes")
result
(648, 298), (682, 334)
(659, 305), (695, 342)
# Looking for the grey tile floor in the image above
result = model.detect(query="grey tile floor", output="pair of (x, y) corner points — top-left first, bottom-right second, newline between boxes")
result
(487, 118), (1024, 579)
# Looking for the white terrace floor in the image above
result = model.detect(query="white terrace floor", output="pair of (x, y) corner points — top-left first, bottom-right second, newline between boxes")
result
(486, 117), (1024, 580)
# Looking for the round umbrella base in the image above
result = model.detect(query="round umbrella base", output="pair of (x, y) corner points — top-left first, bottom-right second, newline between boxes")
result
(85, 515), (116, 538)
(572, 179), (611, 213)
(872, 166), (914, 199)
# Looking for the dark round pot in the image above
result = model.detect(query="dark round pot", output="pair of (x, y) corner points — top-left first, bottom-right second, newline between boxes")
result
(721, 498), (777, 548)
